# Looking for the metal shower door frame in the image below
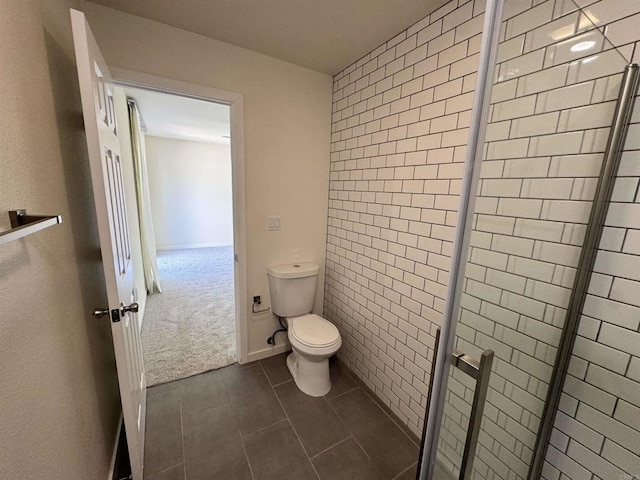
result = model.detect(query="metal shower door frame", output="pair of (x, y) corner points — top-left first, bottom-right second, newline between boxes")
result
(419, 0), (505, 477)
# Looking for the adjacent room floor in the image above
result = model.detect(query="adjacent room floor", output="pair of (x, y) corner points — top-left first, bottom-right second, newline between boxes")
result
(142, 246), (236, 386)
(143, 353), (421, 480)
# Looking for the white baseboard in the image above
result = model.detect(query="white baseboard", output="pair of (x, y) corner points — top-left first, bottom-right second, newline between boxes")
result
(244, 342), (291, 363)
(157, 242), (232, 251)
(107, 413), (124, 480)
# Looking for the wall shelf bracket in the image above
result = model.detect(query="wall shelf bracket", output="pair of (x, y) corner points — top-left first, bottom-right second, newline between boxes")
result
(0, 209), (63, 246)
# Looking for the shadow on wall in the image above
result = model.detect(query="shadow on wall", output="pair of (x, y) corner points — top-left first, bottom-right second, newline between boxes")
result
(0, 242), (30, 277)
(44, 28), (121, 449)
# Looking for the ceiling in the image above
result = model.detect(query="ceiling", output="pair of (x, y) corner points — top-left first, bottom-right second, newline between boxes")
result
(87, 0), (448, 75)
(122, 86), (230, 144)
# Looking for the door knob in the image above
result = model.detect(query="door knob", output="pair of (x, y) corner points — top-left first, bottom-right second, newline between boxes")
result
(93, 307), (110, 319)
(121, 302), (139, 315)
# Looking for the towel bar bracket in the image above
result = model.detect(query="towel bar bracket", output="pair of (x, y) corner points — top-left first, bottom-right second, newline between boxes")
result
(9, 209), (60, 228)
(0, 209), (63, 246)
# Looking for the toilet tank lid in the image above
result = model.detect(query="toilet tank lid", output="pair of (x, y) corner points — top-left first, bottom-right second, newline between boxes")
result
(267, 262), (319, 279)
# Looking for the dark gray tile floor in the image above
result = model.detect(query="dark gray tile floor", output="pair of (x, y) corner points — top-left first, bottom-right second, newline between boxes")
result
(144, 353), (420, 480)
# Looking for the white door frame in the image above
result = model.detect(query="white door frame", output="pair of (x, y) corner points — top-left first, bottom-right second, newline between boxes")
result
(111, 68), (249, 364)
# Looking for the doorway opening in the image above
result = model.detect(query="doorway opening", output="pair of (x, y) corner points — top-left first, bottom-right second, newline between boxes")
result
(112, 72), (248, 386)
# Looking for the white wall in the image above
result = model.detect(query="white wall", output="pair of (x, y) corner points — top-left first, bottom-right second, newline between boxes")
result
(146, 136), (234, 250)
(0, 1), (121, 477)
(81, 1), (333, 358)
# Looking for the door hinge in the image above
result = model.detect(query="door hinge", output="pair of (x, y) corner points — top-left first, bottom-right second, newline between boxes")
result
(111, 309), (121, 323)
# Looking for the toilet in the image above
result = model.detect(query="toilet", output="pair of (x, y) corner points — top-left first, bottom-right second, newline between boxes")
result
(267, 262), (341, 397)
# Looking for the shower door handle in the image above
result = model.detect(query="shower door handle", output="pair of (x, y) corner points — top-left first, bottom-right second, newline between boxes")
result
(457, 347), (494, 480)
(421, 327), (494, 480)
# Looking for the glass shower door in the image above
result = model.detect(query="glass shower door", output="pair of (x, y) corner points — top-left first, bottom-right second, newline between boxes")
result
(429, 1), (631, 478)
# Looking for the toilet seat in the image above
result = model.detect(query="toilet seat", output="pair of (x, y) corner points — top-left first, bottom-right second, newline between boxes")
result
(289, 314), (340, 348)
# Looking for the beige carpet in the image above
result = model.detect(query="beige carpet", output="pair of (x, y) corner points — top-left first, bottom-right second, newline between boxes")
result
(142, 247), (236, 386)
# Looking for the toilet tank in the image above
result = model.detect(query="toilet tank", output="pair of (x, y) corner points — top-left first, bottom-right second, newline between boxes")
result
(267, 262), (319, 317)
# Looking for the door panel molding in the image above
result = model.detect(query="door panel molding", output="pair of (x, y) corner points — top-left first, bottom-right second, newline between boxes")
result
(70, 9), (147, 478)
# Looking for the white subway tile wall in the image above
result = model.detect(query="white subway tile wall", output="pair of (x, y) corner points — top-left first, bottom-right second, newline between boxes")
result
(327, 0), (481, 445)
(326, 0), (640, 479)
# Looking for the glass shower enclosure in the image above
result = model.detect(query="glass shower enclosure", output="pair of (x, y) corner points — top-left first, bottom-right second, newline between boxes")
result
(419, 0), (639, 479)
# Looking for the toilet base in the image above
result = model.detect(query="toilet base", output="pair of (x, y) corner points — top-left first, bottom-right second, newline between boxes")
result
(286, 351), (331, 397)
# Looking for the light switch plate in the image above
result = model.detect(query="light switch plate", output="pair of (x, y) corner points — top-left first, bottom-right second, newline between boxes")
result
(268, 216), (281, 231)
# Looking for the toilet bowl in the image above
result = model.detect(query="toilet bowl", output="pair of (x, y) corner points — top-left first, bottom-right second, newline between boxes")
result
(267, 262), (342, 397)
(286, 313), (341, 396)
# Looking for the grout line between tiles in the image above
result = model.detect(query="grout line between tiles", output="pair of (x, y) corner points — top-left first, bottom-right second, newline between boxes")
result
(284, 417), (322, 480)
(270, 378), (294, 388)
(265, 365), (321, 479)
(325, 384), (360, 401)
(271, 385), (320, 479)
(359, 386), (421, 448)
(159, 356), (421, 479)
(336, 361), (421, 447)
(392, 461), (418, 480)
(259, 355), (290, 385)
(232, 362), (290, 440)
(239, 432), (256, 480)
(146, 463), (184, 480)
(308, 435), (355, 460)
(239, 417), (289, 439)
(179, 401), (187, 480)
(325, 387), (376, 464)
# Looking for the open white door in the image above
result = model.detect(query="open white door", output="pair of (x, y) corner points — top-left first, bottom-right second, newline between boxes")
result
(70, 9), (146, 479)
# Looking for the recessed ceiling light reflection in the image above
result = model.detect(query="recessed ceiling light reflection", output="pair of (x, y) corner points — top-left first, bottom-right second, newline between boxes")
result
(571, 40), (596, 52)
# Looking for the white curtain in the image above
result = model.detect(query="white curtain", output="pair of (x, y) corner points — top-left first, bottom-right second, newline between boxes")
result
(128, 99), (162, 294)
